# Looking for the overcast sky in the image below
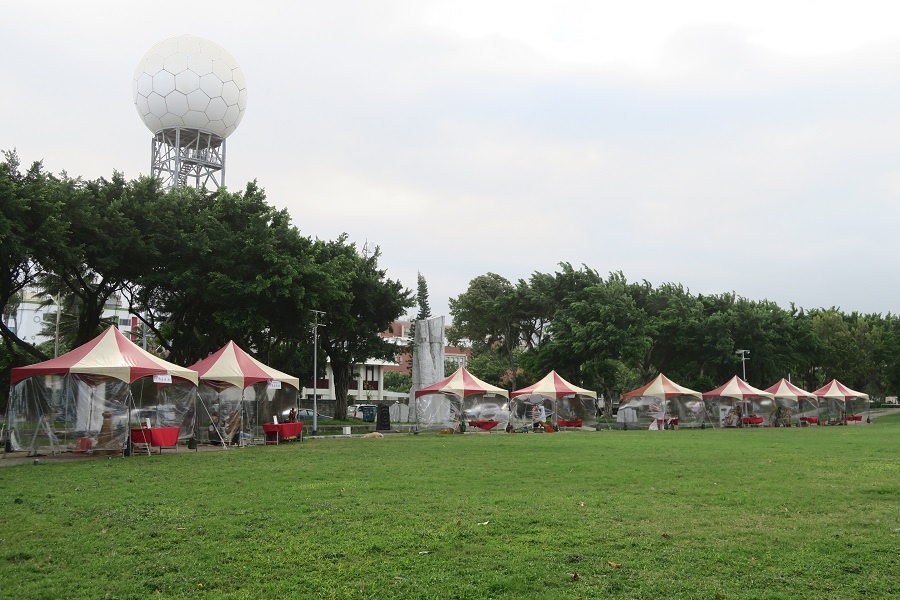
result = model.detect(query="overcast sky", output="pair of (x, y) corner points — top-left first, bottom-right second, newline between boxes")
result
(5, 1), (900, 320)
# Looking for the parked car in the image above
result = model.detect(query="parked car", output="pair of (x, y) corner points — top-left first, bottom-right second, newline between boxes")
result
(347, 404), (377, 421)
(298, 408), (331, 420)
(281, 408), (331, 420)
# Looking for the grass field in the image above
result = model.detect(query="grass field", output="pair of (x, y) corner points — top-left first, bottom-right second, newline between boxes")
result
(1, 417), (899, 599)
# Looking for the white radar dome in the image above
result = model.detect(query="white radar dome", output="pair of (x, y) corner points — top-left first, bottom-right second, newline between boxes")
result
(133, 35), (247, 139)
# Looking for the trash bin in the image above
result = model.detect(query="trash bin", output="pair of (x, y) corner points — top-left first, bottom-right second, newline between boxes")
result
(360, 405), (376, 422)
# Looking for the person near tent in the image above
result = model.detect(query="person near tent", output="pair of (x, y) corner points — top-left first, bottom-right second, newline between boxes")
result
(531, 404), (546, 431)
(723, 404), (742, 427)
(772, 405), (791, 427)
(208, 415), (225, 445)
(288, 407), (296, 423)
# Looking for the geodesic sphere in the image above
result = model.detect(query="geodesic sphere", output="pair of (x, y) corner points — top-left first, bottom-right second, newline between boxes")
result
(133, 35), (247, 138)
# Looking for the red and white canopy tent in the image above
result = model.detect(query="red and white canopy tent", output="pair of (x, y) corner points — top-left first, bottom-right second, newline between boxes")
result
(510, 371), (597, 429)
(413, 367), (509, 429)
(703, 376), (775, 427)
(10, 326), (198, 386)
(623, 373), (702, 402)
(764, 378), (815, 401)
(189, 341), (300, 389)
(621, 373), (704, 429)
(414, 366), (508, 399)
(763, 378), (818, 426)
(413, 367), (508, 430)
(188, 341), (300, 445)
(7, 326), (198, 455)
(812, 379), (870, 423)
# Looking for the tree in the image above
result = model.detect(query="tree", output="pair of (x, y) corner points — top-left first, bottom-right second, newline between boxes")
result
(810, 309), (882, 394)
(449, 273), (524, 388)
(383, 370), (412, 394)
(0, 152), (69, 362)
(540, 271), (651, 396)
(130, 182), (323, 367)
(30, 173), (147, 348)
(316, 237), (413, 419)
(414, 272), (431, 321)
(405, 271), (432, 372)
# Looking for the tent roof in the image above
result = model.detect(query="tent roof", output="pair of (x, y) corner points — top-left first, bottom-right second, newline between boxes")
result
(414, 367), (509, 399)
(812, 379), (869, 401)
(764, 378), (816, 400)
(702, 375), (774, 400)
(623, 373), (701, 400)
(188, 341), (300, 390)
(510, 370), (597, 399)
(10, 326), (198, 385)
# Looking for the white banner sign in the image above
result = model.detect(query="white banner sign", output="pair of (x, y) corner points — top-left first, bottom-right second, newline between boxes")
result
(153, 374), (172, 384)
(268, 380), (282, 389)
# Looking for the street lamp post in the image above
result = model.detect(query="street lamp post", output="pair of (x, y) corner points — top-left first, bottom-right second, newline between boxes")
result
(735, 349), (749, 380)
(311, 310), (325, 435)
(47, 293), (61, 357)
(735, 349), (751, 425)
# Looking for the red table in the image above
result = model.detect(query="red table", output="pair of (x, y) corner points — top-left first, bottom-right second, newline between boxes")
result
(131, 427), (180, 453)
(846, 414), (863, 422)
(557, 419), (584, 429)
(468, 420), (499, 431)
(742, 416), (765, 426)
(262, 422), (304, 444)
(799, 416), (818, 425)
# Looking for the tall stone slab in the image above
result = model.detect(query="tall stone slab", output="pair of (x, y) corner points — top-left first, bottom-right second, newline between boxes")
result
(411, 316), (445, 424)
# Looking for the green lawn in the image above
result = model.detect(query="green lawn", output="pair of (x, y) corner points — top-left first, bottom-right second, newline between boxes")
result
(1, 419), (899, 599)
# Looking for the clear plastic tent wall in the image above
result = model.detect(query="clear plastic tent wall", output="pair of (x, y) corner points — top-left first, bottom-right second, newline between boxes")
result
(846, 396), (870, 417)
(414, 393), (461, 430)
(747, 396), (778, 425)
(668, 397), (711, 428)
(508, 395), (554, 430)
(616, 396), (708, 428)
(616, 396), (664, 428)
(460, 393), (508, 422)
(756, 396), (797, 426)
(197, 381), (298, 444)
(816, 396), (869, 423)
(706, 396), (784, 427)
(748, 396), (817, 426)
(554, 395), (598, 428)
(817, 397), (845, 423)
(6, 373), (196, 455)
(797, 397), (819, 423)
(702, 397), (734, 428)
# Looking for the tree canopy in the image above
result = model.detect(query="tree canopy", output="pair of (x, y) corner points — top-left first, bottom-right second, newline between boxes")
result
(0, 152), (411, 406)
(450, 263), (900, 401)
(5, 150), (900, 408)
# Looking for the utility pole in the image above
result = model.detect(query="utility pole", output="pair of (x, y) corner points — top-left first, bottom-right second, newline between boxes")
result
(735, 349), (749, 381)
(311, 310), (326, 435)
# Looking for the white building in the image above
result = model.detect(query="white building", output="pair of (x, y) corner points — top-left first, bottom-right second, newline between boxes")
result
(301, 357), (407, 403)
(3, 288), (134, 350)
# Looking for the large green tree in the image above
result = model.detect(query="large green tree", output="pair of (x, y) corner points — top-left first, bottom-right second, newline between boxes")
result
(129, 182), (324, 368)
(0, 152), (69, 361)
(448, 273), (527, 389)
(39, 173), (149, 348)
(540, 271), (651, 396)
(316, 237), (413, 419)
